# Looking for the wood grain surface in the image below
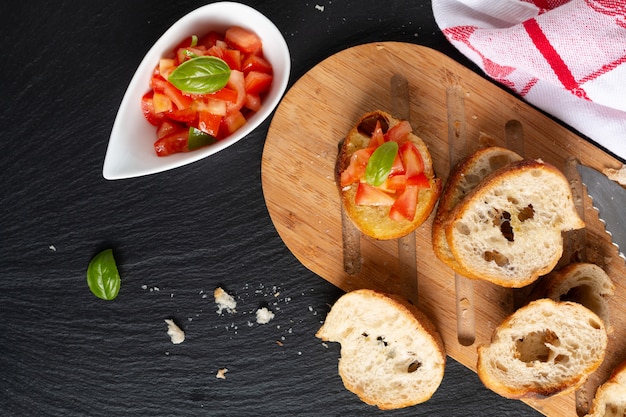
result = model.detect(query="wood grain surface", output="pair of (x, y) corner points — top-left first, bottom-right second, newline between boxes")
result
(261, 42), (626, 416)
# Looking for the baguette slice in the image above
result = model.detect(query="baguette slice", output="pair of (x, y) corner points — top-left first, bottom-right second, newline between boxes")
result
(533, 262), (615, 332)
(336, 110), (441, 240)
(585, 360), (626, 417)
(445, 159), (585, 287)
(433, 146), (522, 273)
(477, 298), (607, 399)
(316, 289), (445, 410)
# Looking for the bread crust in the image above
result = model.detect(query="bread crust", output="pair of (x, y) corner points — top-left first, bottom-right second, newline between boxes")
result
(477, 299), (607, 399)
(444, 159), (585, 287)
(530, 262), (615, 332)
(585, 359), (626, 416)
(432, 146), (522, 274)
(336, 110), (441, 240)
(316, 289), (446, 409)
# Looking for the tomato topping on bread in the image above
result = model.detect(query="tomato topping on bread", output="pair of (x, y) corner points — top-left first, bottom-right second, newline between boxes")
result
(336, 110), (441, 240)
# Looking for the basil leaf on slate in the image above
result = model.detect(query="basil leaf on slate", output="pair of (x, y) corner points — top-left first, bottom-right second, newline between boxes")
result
(188, 127), (217, 150)
(168, 56), (231, 94)
(87, 249), (121, 300)
(365, 141), (399, 186)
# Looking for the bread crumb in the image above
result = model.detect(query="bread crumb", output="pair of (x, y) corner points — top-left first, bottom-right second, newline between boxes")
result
(164, 319), (185, 344)
(214, 287), (237, 314)
(256, 307), (275, 324)
(216, 368), (228, 379)
(603, 165), (626, 186)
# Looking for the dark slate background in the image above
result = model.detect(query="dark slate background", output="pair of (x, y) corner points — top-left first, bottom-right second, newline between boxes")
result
(0, 1), (543, 415)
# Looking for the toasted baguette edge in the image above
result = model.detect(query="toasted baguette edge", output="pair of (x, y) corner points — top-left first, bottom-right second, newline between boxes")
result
(432, 146), (523, 273)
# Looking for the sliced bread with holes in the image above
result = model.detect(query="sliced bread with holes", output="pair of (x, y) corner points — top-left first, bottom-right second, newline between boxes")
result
(336, 110), (441, 240)
(477, 298), (607, 399)
(316, 289), (445, 410)
(433, 146), (523, 273)
(532, 262), (615, 332)
(444, 159), (585, 287)
(585, 360), (626, 417)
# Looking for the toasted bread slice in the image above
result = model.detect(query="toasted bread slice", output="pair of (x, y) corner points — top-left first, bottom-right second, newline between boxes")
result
(532, 262), (615, 332)
(433, 146), (523, 273)
(585, 360), (626, 416)
(336, 110), (441, 240)
(316, 289), (445, 410)
(477, 298), (607, 399)
(444, 159), (585, 287)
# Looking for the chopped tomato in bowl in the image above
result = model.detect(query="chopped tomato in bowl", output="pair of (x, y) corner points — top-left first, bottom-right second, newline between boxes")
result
(142, 26), (274, 157)
(104, 2), (290, 180)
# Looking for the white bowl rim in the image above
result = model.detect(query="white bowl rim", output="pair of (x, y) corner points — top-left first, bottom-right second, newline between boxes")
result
(103, 2), (291, 180)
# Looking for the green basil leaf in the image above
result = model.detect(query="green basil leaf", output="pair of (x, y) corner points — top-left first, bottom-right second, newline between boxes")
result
(365, 141), (399, 186)
(87, 249), (121, 300)
(188, 127), (217, 150)
(168, 56), (231, 94)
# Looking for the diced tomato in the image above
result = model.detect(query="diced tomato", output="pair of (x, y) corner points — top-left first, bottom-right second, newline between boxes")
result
(355, 183), (395, 206)
(411, 172), (431, 189)
(191, 98), (227, 116)
(141, 92), (164, 126)
(385, 120), (412, 143)
(206, 45), (242, 71)
(245, 93), (262, 112)
(197, 111), (222, 137)
(389, 185), (419, 221)
(159, 58), (176, 79)
(340, 148), (374, 187)
(154, 129), (189, 156)
(226, 70), (246, 112)
(157, 120), (183, 139)
(198, 31), (224, 48)
(241, 54), (273, 74)
(166, 107), (197, 124)
(400, 142), (425, 178)
(225, 26), (263, 54)
(244, 71), (273, 95)
(220, 110), (246, 136)
(390, 152), (405, 176)
(152, 92), (172, 113)
(383, 175), (408, 191)
(367, 120), (385, 148)
(176, 46), (206, 65)
(208, 87), (239, 104)
(151, 76), (193, 110)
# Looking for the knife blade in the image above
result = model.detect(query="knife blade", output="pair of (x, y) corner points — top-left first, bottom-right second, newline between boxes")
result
(577, 163), (626, 259)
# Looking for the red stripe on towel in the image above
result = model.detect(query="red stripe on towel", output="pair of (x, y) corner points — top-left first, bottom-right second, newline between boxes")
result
(522, 18), (578, 91)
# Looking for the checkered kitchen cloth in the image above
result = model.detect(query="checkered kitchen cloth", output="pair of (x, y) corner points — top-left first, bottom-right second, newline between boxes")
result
(432, 0), (626, 160)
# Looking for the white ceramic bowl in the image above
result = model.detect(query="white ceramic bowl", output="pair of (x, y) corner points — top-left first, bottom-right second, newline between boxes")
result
(103, 2), (291, 180)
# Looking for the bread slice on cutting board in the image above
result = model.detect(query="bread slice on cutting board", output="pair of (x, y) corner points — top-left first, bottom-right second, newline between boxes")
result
(531, 262), (615, 332)
(433, 146), (523, 274)
(477, 298), (607, 399)
(316, 289), (445, 410)
(443, 159), (585, 287)
(585, 360), (626, 416)
(336, 110), (441, 240)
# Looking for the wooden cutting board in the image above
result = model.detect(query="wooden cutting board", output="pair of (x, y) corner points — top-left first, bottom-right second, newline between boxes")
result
(261, 42), (626, 416)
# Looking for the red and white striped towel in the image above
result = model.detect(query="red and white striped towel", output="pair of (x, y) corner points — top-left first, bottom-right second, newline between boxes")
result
(432, 0), (626, 160)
